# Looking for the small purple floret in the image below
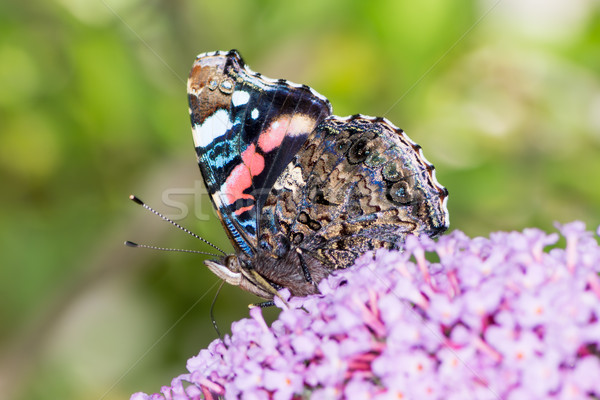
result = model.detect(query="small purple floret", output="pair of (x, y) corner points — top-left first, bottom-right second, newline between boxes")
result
(131, 222), (600, 399)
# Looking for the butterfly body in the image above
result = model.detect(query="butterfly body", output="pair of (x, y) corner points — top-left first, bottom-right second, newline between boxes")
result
(188, 50), (448, 299)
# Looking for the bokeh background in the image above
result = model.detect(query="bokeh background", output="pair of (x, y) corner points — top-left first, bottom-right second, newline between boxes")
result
(1, 0), (599, 399)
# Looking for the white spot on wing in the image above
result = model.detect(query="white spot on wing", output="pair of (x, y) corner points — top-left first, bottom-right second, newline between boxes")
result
(231, 91), (250, 107)
(288, 114), (317, 137)
(193, 109), (232, 148)
(251, 108), (259, 119)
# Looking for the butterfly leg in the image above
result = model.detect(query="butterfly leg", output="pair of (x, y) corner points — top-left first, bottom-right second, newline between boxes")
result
(296, 248), (315, 286)
(249, 301), (275, 308)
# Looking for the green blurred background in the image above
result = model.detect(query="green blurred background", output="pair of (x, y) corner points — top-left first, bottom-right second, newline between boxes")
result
(1, 0), (599, 399)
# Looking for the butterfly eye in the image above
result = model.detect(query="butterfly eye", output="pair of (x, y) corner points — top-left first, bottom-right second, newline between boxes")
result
(225, 255), (242, 272)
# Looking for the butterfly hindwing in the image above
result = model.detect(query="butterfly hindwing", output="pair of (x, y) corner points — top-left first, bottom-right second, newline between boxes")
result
(259, 115), (449, 269)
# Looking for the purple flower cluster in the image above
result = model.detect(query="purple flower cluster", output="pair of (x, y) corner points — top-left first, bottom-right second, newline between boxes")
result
(131, 222), (600, 399)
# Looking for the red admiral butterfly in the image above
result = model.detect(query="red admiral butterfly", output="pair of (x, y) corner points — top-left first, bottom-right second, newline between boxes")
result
(187, 50), (449, 300)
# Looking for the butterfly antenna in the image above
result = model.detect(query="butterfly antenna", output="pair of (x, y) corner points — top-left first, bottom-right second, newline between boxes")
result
(129, 194), (227, 255)
(210, 280), (226, 343)
(124, 241), (220, 257)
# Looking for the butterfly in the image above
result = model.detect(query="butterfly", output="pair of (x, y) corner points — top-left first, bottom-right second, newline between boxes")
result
(187, 50), (449, 300)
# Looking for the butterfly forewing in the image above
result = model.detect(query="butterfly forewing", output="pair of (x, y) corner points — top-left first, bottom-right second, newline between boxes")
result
(188, 50), (331, 255)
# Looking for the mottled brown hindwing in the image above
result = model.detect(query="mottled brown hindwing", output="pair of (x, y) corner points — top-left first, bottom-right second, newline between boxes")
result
(258, 115), (449, 270)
